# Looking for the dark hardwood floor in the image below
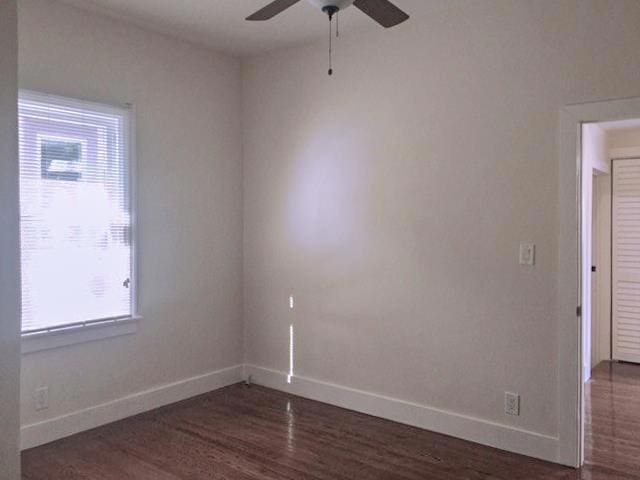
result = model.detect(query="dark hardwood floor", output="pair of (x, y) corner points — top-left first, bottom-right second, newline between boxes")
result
(584, 361), (640, 479)
(21, 366), (640, 479)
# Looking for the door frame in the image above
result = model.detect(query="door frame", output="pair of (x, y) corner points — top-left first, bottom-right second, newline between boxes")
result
(558, 96), (640, 467)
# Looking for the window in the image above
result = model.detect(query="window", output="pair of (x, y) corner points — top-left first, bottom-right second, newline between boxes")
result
(39, 136), (85, 181)
(19, 91), (135, 337)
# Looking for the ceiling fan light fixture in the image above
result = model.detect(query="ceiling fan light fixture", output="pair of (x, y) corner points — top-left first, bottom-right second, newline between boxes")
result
(246, 0), (409, 75)
(247, 0), (408, 27)
(307, 0), (355, 11)
(321, 5), (339, 19)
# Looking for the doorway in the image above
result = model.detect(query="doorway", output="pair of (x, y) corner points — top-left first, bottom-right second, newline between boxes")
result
(580, 119), (640, 475)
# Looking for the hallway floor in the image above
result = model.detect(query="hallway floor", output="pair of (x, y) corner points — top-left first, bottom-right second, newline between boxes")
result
(584, 361), (640, 478)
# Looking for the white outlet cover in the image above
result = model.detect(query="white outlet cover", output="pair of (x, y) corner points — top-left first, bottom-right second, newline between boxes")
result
(505, 392), (520, 416)
(34, 387), (49, 411)
(519, 242), (535, 266)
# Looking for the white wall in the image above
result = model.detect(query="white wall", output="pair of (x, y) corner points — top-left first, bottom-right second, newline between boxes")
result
(0, 0), (21, 476)
(18, 0), (244, 438)
(242, 0), (640, 460)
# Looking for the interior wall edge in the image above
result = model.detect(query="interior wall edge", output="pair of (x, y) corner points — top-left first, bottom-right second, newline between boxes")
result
(244, 364), (561, 466)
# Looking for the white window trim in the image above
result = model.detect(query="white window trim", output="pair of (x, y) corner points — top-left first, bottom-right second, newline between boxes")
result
(19, 91), (139, 353)
(22, 316), (141, 354)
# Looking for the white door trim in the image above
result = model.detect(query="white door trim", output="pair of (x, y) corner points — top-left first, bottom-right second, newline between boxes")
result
(558, 96), (640, 467)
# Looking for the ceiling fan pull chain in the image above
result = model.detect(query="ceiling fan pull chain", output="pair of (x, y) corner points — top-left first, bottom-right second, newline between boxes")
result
(328, 14), (333, 76)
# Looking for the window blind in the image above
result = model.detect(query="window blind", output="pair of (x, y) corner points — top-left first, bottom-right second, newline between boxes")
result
(19, 91), (133, 334)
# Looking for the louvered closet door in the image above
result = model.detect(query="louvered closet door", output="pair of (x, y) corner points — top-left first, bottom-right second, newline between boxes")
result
(613, 158), (640, 363)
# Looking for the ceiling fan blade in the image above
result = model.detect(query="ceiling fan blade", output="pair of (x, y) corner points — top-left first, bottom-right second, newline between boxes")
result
(246, 0), (303, 21)
(353, 0), (409, 28)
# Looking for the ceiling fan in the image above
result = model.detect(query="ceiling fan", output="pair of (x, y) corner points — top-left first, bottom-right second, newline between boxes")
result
(246, 0), (410, 75)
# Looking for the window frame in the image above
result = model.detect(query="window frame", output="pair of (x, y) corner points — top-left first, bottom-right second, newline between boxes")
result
(18, 90), (139, 353)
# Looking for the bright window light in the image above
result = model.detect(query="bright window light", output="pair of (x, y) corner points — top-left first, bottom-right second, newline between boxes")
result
(18, 91), (134, 334)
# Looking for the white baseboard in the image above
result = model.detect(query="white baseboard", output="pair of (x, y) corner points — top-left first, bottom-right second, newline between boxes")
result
(244, 364), (560, 464)
(21, 363), (560, 465)
(21, 364), (244, 450)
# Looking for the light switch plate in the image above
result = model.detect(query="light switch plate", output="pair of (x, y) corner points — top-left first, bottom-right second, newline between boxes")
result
(519, 242), (535, 266)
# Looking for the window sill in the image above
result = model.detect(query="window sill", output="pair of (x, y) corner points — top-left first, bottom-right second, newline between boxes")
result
(21, 317), (140, 354)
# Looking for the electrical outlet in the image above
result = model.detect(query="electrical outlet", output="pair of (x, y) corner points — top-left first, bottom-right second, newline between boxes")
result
(34, 387), (49, 411)
(505, 392), (520, 416)
(519, 242), (535, 266)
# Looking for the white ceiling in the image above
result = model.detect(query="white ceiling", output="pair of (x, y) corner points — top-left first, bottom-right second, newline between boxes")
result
(58, 0), (464, 57)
